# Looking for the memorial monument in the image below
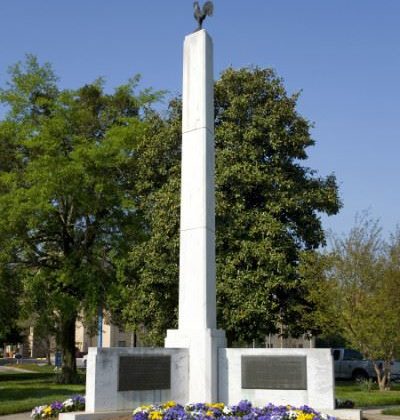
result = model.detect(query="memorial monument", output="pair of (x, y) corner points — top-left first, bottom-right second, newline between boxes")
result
(61, 4), (360, 420)
(164, 0), (226, 404)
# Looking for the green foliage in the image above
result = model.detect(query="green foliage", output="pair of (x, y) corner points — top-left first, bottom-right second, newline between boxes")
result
(298, 250), (344, 342)
(0, 56), (160, 379)
(325, 214), (400, 390)
(214, 68), (340, 343)
(116, 67), (341, 345)
(0, 59), (341, 353)
(108, 103), (182, 346)
(0, 266), (22, 345)
(358, 378), (378, 393)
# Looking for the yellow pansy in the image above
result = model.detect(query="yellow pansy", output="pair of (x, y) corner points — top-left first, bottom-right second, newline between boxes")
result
(210, 403), (225, 410)
(163, 401), (177, 408)
(43, 406), (52, 416)
(149, 411), (163, 420)
(296, 412), (315, 420)
(205, 410), (214, 417)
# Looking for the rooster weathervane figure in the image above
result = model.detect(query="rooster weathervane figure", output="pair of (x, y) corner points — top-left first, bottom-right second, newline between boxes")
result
(193, 1), (214, 31)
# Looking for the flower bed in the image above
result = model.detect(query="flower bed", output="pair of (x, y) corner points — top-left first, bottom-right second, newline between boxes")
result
(31, 395), (85, 419)
(31, 398), (335, 420)
(132, 400), (336, 420)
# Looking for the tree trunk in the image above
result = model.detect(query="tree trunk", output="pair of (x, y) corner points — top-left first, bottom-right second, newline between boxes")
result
(226, 330), (235, 347)
(59, 311), (77, 383)
(46, 337), (52, 366)
(373, 361), (391, 391)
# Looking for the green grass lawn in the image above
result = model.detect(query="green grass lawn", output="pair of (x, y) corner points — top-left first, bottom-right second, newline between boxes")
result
(0, 372), (85, 415)
(335, 381), (400, 408)
(382, 408), (400, 415)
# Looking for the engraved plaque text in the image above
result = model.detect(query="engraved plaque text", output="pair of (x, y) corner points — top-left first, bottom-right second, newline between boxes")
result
(241, 355), (307, 390)
(118, 355), (171, 391)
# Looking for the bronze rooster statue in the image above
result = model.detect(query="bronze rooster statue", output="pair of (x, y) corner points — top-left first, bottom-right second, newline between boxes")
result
(193, 1), (214, 31)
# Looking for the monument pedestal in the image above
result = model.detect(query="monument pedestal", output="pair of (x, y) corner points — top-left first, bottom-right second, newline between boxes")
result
(165, 329), (226, 402)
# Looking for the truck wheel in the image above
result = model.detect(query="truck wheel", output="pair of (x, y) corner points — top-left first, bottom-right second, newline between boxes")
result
(352, 369), (369, 382)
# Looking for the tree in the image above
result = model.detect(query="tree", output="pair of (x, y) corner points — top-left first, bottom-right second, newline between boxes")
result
(108, 101), (182, 346)
(296, 250), (342, 342)
(0, 265), (22, 350)
(327, 215), (400, 390)
(214, 68), (340, 344)
(116, 67), (341, 345)
(0, 56), (158, 381)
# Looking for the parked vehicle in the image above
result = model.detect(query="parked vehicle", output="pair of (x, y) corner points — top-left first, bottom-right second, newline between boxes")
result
(332, 348), (400, 381)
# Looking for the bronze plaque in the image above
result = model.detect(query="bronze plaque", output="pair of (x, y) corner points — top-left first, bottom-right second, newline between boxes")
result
(241, 355), (307, 390)
(118, 355), (171, 391)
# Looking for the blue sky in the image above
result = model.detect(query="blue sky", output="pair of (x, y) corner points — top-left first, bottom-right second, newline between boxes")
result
(1, 0), (399, 241)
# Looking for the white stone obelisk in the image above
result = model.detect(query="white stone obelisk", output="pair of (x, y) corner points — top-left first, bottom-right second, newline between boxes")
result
(165, 29), (226, 403)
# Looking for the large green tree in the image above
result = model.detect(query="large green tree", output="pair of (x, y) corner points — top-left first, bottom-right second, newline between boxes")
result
(0, 56), (157, 381)
(115, 67), (341, 345)
(325, 216), (400, 390)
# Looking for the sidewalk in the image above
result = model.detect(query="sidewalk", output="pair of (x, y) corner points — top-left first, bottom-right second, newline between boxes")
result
(362, 406), (400, 420)
(0, 366), (34, 374)
(0, 413), (31, 420)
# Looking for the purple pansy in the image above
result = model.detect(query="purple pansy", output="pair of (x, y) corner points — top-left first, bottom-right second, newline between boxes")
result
(132, 401), (336, 420)
(50, 401), (64, 411)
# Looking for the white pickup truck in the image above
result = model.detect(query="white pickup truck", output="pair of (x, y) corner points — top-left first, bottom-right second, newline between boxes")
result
(332, 348), (400, 381)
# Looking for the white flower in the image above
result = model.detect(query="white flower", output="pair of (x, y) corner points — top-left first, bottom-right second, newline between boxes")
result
(63, 399), (74, 407)
(223, 406), (233, 415)
(133, 405), (154, 414)
(31, 406), (46, 418)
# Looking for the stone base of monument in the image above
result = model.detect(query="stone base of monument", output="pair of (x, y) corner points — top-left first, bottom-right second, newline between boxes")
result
(219, 348), (334, 408)
(59, 346), (361, 420)
(165, 328), (227, 402)
(66, 347), (188, 414)
(59, 347), (189, 420)
(216, 348), (361, 420)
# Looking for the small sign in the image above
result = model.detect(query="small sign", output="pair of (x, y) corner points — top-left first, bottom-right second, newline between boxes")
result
(118, 355), (171, 391)
(241, 355), (307, 390)
(55, 351), (62, 368)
